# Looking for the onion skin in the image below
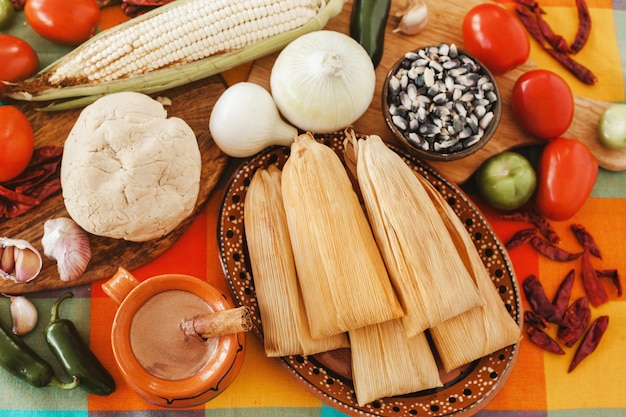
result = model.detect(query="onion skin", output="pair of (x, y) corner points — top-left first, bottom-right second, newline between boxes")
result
(270, 30), (376, 134)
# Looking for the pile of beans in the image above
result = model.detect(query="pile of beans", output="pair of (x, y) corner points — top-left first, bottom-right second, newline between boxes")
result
(386, 43), (500, 155)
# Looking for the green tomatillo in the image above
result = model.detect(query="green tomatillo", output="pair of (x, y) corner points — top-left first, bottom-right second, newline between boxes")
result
(475, 151), (537, 211)
(598, 103), (626, 150)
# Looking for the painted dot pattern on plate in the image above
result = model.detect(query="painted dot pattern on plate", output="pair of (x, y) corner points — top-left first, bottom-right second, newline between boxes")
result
(217, 134), (522, 417)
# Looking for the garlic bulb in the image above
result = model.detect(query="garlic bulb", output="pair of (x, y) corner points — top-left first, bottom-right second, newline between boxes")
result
(41, 217), (91, 282)
(270, 30), (376, 134)
(0, 237), (43, 283)
(393, 0), (429, 36)
(209, 82), (298, 158)
(9, 295), (38, 336)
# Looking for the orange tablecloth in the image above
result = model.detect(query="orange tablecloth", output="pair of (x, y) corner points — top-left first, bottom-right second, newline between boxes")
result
(1, 0), (626, 415)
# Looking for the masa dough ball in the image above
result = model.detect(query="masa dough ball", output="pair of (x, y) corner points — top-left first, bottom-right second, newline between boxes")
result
(61, 92), (201, 242)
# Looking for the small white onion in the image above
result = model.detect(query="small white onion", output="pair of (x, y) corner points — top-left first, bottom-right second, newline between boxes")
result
(270, 30), (376, 134)
(209, 82), (298, 158)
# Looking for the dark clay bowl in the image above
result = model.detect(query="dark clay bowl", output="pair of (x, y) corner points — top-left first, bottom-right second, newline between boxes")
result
(382, 43), (502, 161)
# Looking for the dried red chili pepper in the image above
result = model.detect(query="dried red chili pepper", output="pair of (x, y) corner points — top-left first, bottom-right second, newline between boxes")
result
(557, 296), (591, 347)
(533, 7), (572, 54)
(523, 274), (561, 323)
(552, 269), (575, 319)
(528, 210), (560, 244)
(570, 0), (591, 53)
(524, 310), (550, 330)
(571, 224), (602, 259)
(568, 315), (609, 372)
(505, 227), (537, 251)
(581, 249), (609, 307)
(515, 5), (545, 42)
(28, 176), (61, 204)
(502, 209), (559, 244)
(121, 0), (174, 17)
(596, 269), (622, 297)
(530, 236), (582, 262)
(545, 48), (597, 85)
(0, 187), (39, 206)
(514, 2), (597, 85)
(515, 0), (543, 10)
(500, 212), (528, 223)
(527, 326), (565, 354)
(94, 0), (121, 7)
(0, 146), (63, 219)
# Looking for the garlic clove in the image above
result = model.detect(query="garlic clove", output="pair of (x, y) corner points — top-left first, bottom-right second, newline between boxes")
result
(393, 0), (429, 36)
(9, 295), (38, 336)
(41, 217), (92, 282)
(1, 245), (15, 274)
(14, 248), (43, 283)
(0, 238), (43, 283)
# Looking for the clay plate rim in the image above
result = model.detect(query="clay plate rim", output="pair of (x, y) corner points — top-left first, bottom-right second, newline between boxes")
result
(217, 133), (522, 417)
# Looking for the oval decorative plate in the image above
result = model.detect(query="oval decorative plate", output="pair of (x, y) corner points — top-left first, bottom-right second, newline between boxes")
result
(217, 133), (522, 417)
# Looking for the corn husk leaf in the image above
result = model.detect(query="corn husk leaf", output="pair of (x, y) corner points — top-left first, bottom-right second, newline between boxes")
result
(244, 165), (349, 356)
(351, 133), (484, 336)
(281, 133), (404, 340)
(4, 0), (346, 110)
(419, 175), (522, 372)
(349, 319), (442, 407)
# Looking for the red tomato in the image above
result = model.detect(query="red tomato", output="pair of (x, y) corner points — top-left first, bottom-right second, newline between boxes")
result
(511, 69), (574, 140)
(0, 34), (39, 92)
(535, 138), (598, 221)
(24, 0), (100, 46)
(462, 3), (530, 75)
(0, 106), (34, 182)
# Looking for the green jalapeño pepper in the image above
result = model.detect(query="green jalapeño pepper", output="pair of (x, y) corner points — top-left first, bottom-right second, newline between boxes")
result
(45, 292), (116, 396)
(0, 317), (78, 390)
(350, 0), (391, 68)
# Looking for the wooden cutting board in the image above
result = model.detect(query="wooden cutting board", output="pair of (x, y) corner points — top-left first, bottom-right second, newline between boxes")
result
(248, 0), (626, 184)
(0, 76), (229, 295)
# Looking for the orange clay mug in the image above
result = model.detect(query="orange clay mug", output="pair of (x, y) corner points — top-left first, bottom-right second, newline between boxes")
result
(102, 267), (246, 408)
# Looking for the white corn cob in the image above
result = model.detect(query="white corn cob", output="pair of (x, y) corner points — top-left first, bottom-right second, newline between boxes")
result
(50, 0), (321, 84)
(5, 0), (345, 109)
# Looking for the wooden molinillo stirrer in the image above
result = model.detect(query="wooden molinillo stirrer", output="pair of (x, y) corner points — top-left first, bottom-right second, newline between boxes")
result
(180, 306), (253, 339)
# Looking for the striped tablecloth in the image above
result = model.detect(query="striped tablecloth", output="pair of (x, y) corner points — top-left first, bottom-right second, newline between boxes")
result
(1, 0), (625, 415)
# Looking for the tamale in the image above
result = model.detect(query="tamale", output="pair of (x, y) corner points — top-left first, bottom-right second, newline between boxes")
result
(352, 134), (484, 336)
(244, 165), (350, 356)
(349, 319), (443, 407)
(281, 133), (404, 340)
(419, 175), (522, 372)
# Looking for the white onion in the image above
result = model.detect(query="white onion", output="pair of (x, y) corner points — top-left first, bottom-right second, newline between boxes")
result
(270, 30), (376, 134)
(209, 82), (298, 158)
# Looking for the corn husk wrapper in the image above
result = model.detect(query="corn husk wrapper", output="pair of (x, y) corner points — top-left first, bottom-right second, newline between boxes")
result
(419, 175), (522, 372)
(281, 133), (404, 340)
(351, 134), (484, 336)
(244, 166), (349, 356)
(349, 319), (443, 407)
